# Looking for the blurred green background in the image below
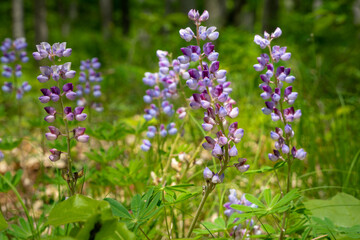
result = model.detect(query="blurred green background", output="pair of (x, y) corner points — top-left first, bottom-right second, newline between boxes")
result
(0, 0), (359, 198)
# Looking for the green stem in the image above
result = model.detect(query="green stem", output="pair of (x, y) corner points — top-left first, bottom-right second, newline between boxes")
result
(139, 226), (150, 240)
(267, 43), (294, 240)
(58, 81), (75, 196)
(186, 184), (213, 237)
(162, 191), (171, 239)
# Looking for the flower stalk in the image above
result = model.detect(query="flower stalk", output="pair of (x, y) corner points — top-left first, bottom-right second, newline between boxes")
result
(179, 9), (250, 236)
(253, 27), (307, 239)
(33, 42), (88, 196)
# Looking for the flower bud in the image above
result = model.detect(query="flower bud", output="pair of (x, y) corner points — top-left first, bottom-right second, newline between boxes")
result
(203, 167), (213, 180)
(199, 10), (209, 21)
(229, 145), (238, 157)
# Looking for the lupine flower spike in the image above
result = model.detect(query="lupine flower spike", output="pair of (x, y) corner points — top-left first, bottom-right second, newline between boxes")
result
(253, 27), (307, 240)
(76, 57), (104, 113)
(140, 50), (181, 151)
(33, 42), (88, 196)
(179, 9), (249, 188)
(180, 9), (249, 237)
(1, 38), (31, 99)
(253, 27), (306, 164)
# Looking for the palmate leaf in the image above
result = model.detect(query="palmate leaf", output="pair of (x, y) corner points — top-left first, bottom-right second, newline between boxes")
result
(272, 189), (300, 210)
(263, 189), (272, 206)
(141, 191), (161, 219)
(0, 170), (23, 193)
(231, 189), (300, 217)
(245, 194), (265, 208)
(106, 188), (162, 231)
(0, 138), (22, 150)
(8, 218), (32, 239)
(130, 194), (142, 218)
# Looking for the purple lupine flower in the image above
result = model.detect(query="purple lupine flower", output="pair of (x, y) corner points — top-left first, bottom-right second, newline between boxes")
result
(234, 158), (250, 172)
(140, 50), (183, 152)
(74, 107), (87, 121)
(33, 42), (72, 60)
(1, 38), (31, 98)
(34, 41), (90, 166)
(77, 57), (104, 112)
(0, 150), (4, 161)
(140, 139), (152, 152)
(176, 107), (186, 119)
(73, 127), (89, 143)
(44, 106), (57, 122)
(49, 149), (62, 162)
(253, 27), (306, 165)
(46, 126), (61, 140)
(64, 107), (74, 121)
(179, 10), (249, 188)
(203, 167), (214, 180)
(2, 82), (13, 92)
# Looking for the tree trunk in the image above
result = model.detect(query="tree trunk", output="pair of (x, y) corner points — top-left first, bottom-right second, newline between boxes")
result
(227, 0), (246, 26)
(354, 0), (360, 25)
(100, 0), (113, 40)
(120, 0), (130, 35)
(60, 0), (78, 37)
(262, 0), (279, 32)
(180, 0), (196, 14)
(34, 0), (48, 42)
(12, 0), (25, 38)
(206, 0), (227, 28)
(294, 0), (313, 13)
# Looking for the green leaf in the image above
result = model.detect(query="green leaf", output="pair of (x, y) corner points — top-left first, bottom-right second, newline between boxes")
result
(198, 217), (227, 235)
(304, 192), (360, 228)
(164, 192), (199, 205)
(75, 213), (135, 240)
(262, 223), (276, 234)
(0, 138), (22, 150)
(269, 193), (281, 208)
(47, 195), (113, 226)
(104, 198), (132, 219)
(263, 189), (272, 206)
(164, 184), (194, 193)
(230, 204), (257, 212)
(0, 170), (23, 193)
(41, 237), (75, 240)
(141, 192), (160, 218)
(214, 218), (226, 229)
(244, 194), (265, 208)
(272, 189), (300, 209)
(130, 194), (142, 218)
(0, 211), (8, 231)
